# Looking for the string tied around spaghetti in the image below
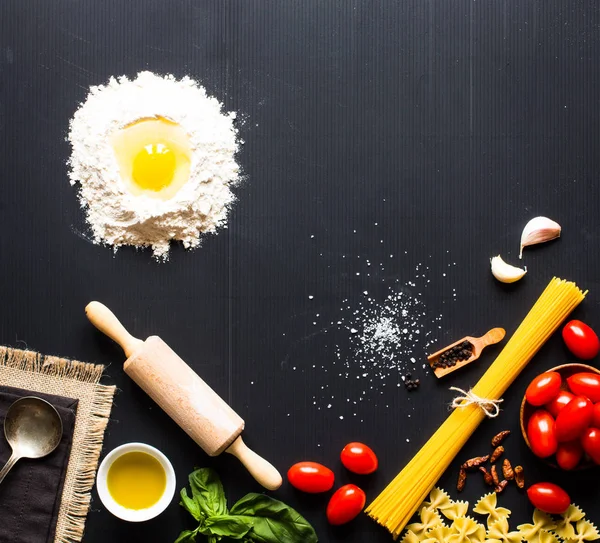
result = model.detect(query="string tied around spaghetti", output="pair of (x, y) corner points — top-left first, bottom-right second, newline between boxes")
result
(449, 386), (503, 418)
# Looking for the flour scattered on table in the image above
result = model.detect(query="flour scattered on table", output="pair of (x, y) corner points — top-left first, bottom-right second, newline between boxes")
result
(68, 71), (240, 260)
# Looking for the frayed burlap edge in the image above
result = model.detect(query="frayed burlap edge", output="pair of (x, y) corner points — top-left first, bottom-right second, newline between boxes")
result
(0, 346), (116, 543)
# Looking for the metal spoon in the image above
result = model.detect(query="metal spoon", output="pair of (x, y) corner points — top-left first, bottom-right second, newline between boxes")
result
(0, 397), (63, 485)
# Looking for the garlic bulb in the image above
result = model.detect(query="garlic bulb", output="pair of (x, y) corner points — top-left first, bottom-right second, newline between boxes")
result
(520, 217), (561, 258)
(490, 255), (527, 283)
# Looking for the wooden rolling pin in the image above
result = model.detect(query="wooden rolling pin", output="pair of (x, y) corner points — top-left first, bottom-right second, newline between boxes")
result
(85, 301), (282, 491)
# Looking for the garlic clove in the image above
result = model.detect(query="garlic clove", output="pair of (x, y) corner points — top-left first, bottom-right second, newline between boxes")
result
(519, 216), (561, 259)
(490, 255), (527, 284)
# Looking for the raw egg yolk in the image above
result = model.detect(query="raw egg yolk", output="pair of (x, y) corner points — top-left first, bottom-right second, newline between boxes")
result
(111, 117), (192, 200)
(132, 143), (177, 192)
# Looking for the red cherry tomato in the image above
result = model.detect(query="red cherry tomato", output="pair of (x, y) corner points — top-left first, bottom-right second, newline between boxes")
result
(562, 320), (600, 360)
(526, 372), (562, 406)
(340, 442), (378, 475)
(326, 484), (366, 525)
(581, 427), (600, 464)
(592, 403), (600, 428)
(545, 390), (574, 418)
(556, 440), (584, 470)
(287, 462), (334, 493)
(555, 395), (594, 442)
(527, 409), (558, 458)
(527, 482), (571, 514)
(567, 373), (600, 403)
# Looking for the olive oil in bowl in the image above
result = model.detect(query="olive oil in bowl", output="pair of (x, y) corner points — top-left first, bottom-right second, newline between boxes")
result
(97, 443), (176, 522)
(107, 451), (167, 510)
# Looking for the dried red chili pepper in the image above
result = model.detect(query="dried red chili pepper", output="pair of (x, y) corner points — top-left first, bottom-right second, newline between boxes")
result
(491, 430), (511, 448)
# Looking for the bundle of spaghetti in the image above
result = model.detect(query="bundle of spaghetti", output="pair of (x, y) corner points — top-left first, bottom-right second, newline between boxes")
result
(366, 277), (586, 539)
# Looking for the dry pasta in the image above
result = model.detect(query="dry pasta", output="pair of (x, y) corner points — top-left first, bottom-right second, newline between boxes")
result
(486, 517), (521, 543)
(518, 510), (557, 541)
(567, 520), (600, 543)
(472, 493), (510, 525)
(397, 486), (598, 543)
(366, 278), (586, 538)
(441, 501), (469, 521)
(555, 506), (586, 540)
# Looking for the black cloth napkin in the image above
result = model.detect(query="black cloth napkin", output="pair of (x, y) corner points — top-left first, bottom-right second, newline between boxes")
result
(0, 386), (77, 543)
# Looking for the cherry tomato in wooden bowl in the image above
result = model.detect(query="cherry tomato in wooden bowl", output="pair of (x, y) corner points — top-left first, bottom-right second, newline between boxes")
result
(556, 441), (584, 470)
(526, 372), (562, 406)
(527, 482), (570, 514)
(562, 320), (600, 360)
(555, 395), (593, 442)
(526, 409), (558, 458)
(287, 462), (334, 493)
(340, 442), (378, 475)
(520, 363), (600, 470)
(581, 427), (600, 465)
(567, 372), (600, 403)
(592, 403), (600, 428)
(545, 390), (574, 418)
(326, 484), (366, 525)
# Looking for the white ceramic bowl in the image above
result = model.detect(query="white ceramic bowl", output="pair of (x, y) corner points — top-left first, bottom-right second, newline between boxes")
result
(96, 442), (176, 522)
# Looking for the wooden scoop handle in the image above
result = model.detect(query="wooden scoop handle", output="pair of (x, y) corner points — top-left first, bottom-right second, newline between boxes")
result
(85, 301), (144, 358)
(226, 436), (282, 490)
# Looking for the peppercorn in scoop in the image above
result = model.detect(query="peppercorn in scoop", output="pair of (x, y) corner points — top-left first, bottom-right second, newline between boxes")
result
(431, 341), (474, 370)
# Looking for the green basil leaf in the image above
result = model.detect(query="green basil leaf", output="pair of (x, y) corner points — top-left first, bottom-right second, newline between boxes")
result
(198, 514), (254, 539)
(174, 528), (199, 543)
(180, 487), (203, 522)
(188, 468), (228, 517)
(230, 493), (318, 543)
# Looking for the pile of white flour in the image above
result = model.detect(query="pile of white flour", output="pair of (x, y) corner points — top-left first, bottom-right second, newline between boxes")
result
(68, 71), (240, 260)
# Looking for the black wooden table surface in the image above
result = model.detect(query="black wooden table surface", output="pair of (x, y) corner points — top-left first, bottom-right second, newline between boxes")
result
(2, 1), (600, 541)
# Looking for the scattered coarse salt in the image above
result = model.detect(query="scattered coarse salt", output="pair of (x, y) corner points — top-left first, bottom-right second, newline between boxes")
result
(289, 245), (458, 419)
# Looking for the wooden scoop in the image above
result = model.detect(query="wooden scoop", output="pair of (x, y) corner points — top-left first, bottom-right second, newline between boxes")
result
(85, 301), (282, 491)
(427, 328), (506, 378)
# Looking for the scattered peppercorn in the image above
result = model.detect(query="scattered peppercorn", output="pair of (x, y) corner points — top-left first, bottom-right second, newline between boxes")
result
(431, 340), (474, 370)
(502, 458), (514, 481)
(490, 445), (504, 463)
(457, 468), (467, 492)
(514, 465), (525, 489)
(491, 430), (511, 448)
(404, 373), (420, 391)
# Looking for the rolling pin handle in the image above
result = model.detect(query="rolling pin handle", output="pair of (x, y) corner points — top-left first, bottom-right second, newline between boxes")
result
(226, 436), (283, 491)
(85, 301), (144, 358)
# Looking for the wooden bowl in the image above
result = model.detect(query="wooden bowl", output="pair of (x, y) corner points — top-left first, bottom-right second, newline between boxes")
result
(520, 363), (600, 470)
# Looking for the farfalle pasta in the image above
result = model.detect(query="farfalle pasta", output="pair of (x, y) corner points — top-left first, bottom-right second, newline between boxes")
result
(441, 500), (469, 521)
(405, 507), (444, 537)
(396, 487), (598, 543)
(486, 517), (521, 543)
(473, 492), (511, 525)
(423, 488), (452, 513)
(538, 530), (562, 543)
(449, 516), (485, 542)
(426, 524), (453, 542)
(518, 509), (557, 542)
(555, 506), (587, 540)
(564, 519), (600, 543)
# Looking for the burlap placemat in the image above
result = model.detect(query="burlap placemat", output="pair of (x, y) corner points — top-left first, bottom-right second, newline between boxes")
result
(0, 346), (116, 543)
